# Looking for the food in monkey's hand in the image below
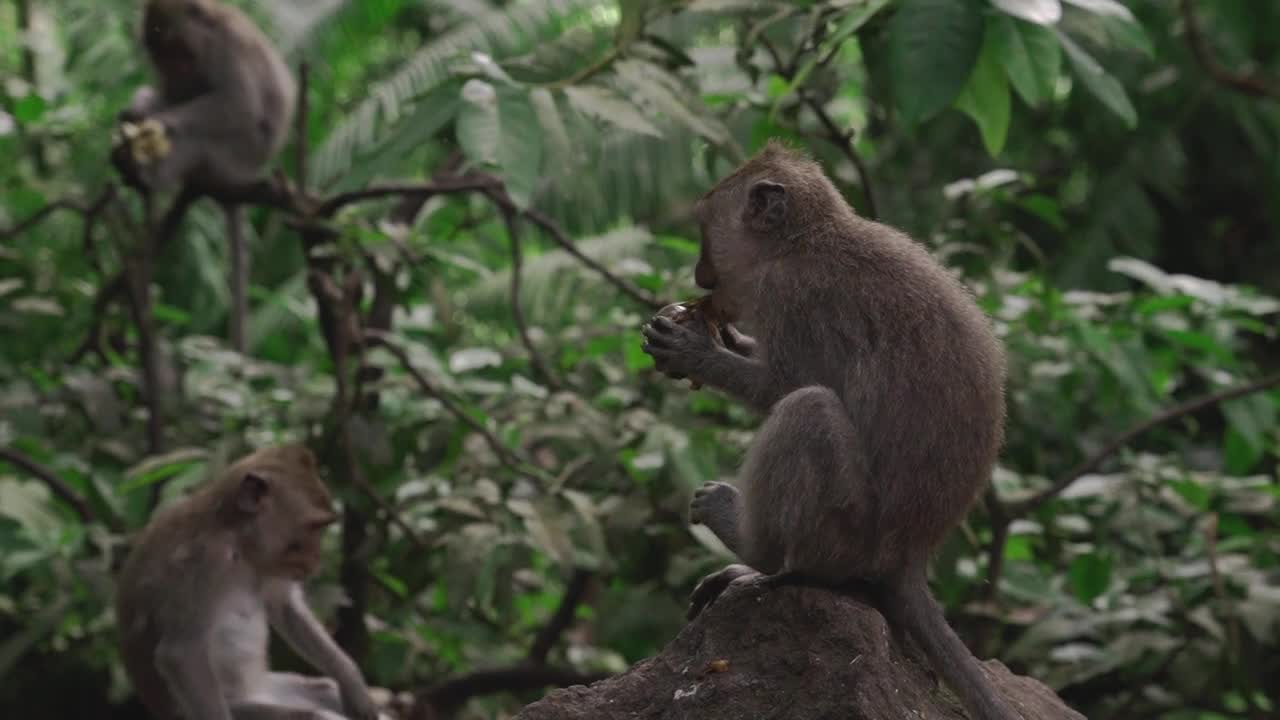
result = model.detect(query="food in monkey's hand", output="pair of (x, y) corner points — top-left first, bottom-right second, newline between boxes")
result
(654, 296), (726, 389)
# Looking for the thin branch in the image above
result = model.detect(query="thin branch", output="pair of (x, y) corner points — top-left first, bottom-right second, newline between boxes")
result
(1007, 371), (1280, 517)
(979, 489), (1011, 602)
(528, 568), (593, 664)
(411, 664), (609, 720)
(802, 93), (879, 219)
(318, 177), (501, 216)
(295, 62), (310, 189)
(364, 330), (552, 483)
(0, 447), (122, 530)
(1, 195), (106, 240)
(490, 190), (563, 391)
(1181, 0), (1280, 100)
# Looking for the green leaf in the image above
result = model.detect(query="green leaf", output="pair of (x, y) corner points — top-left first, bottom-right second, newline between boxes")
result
(1068, 553), (1112, 603)
(890, 0), (986, 126)
(457, 81), (544, 208)
(458, 79), (501, 166)
(991, 15), (1061, 106)
(563, 85), (662, 137)
(496, 91), (544, 209)
(12, 95), (45, 124)
(989, 0), (1061, 25)
(1062, 0), (1133, 21)
(1056, 29), (1137, 128)
(955, 21), (1011, 156)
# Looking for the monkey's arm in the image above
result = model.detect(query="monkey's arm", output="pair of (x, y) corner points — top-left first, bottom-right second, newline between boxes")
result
(155, 634), (233, 720)
(722, 324), (756, 357)
(642, 316), (781, 412)
(265, 582), (378, 720)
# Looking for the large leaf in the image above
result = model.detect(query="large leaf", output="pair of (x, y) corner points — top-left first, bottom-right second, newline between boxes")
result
(955, 21), (1012, 156)
(563, 85), (662, 137)
(890, 0), (987, 126)
(989, 0), (1061, 25)
(1062, 0), (1133, 21)
(613, 59), (732, 146)
(457, 81), (545, 208)
(992, 15), (1061, 106)
(1056, 30), (1137, 128)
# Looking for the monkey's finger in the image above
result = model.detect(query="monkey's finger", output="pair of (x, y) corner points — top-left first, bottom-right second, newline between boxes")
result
(641, 325), (679, 348)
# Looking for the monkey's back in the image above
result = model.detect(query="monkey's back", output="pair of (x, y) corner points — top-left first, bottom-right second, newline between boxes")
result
(761, 218), (1006, 572)
(115, 493), (234, 719)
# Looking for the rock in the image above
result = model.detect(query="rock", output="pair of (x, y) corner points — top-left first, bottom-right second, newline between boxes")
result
(514, 578), (1083, 720)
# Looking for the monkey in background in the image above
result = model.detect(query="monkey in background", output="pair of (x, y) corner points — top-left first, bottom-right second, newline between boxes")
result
(642, 141), (1022, 720)
(115, 445), (380, 720)
(113, 0), (297, 353)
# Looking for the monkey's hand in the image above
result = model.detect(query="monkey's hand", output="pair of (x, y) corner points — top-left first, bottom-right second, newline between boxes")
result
(642, 314), (719, 384)
(111, 118), (173, 190)
(340, 681), (380, 720)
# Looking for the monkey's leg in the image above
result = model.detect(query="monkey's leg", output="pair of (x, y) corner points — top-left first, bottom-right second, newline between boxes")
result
(260, 673), (343, 714)
(224, 203), (249, 353)
(688, 386), (870, 617)
(229, 699), (345, 720)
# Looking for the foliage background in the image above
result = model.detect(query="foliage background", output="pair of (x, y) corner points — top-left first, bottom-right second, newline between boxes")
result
(2, 0), (1279, 718)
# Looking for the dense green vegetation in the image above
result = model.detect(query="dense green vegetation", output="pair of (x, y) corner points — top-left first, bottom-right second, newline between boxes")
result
(2, 1), (1278, 718)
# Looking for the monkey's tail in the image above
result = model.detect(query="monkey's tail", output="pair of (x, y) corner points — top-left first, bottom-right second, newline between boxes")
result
(881, 569), (1023, 720)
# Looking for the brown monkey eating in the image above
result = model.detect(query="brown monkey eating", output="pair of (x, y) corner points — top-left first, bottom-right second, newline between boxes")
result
(115, 445), (379, 720)
(112, 0), (297, 353)
(641, 141), (1020, 720)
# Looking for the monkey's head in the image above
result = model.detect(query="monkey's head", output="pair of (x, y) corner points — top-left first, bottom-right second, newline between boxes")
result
(219, 445), (338, 580)
(142, 0), (226, 72)
(692, 140), (853, 320)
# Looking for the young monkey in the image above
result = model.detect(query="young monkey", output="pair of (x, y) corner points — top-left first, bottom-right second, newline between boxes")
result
(115, 445), (380, 720)
(113, 0), (297, 353)
(641, 141), (1021, 720)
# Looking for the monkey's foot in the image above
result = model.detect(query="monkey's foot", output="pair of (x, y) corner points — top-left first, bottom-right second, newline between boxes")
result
(686, 563), (759, 620)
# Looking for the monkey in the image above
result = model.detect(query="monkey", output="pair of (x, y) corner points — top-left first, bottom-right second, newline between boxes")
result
(115, 445), (380, 720)
(640, 141), (1021, 720)
(112, 0), (297, 354)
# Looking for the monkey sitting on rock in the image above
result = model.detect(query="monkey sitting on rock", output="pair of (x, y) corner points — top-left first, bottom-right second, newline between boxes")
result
(115, 445), (380, 720)
(642, 141), (1023, 720)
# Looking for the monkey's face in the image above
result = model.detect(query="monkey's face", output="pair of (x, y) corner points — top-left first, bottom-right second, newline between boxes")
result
(230, 447), (338, 580)
(143, 0), (223, 74)
(693, 176), (788, 322)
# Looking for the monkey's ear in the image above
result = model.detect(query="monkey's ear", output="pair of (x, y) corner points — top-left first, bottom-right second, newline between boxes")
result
(746, 180), (786, 230)
(235, 473), (270, 514)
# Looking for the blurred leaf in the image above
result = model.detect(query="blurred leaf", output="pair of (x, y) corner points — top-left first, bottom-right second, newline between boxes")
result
(1068, 553), (1112, 603)
(991, 15), (1061, 106)
(989, 0), (1062, 25)
(564, 85), (662, 137)
(955, 21), (1012, 156)
(890, 0), (986, 126)
(1057, 30), (1137, 128)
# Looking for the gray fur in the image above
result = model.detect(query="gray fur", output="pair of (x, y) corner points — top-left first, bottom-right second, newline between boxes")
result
(642, 141), (1020, 720)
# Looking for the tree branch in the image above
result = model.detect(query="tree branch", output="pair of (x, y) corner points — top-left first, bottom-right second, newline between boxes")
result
(529, 568), (593, 664)
(490, 190), (563, 391)
(1181, 0), (1280, 100)
(1006, 371), (1280, 517)
(411, 664), (609, 720)
(364, 330), (551, 483)
(0, 447), (122, 530)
